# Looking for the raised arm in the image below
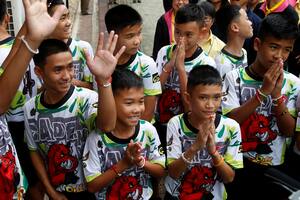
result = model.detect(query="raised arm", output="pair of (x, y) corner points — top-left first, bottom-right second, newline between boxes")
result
(0, 0), (63, 114)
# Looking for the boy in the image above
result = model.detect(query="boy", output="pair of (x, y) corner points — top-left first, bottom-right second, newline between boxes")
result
(222, 11), (300, 199)
(155, 4), (215, 149)
(0, 0), (64, 199)
(23, 31), (124, 199)
(214, 4), (253, 79)
(83, 69), (165, 199)
(164, 66), (243, 199)
(197, 1), (225, 60)
(47, 0), (94, 89)
(104, 4), (162, 122)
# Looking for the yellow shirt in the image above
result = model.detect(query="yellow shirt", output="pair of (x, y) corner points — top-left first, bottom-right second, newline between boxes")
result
(198, 31), (225, 59)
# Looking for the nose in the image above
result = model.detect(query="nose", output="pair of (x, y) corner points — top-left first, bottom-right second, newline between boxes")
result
(133, 35), (141, 46)
(62, 69), (71, 80)
(206, 98), (214, 108)
(274, 49), (284, 60)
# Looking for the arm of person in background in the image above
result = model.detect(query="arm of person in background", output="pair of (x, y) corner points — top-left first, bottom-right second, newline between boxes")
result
(85, 31), (125, 132)
(0, 0), (63, 114)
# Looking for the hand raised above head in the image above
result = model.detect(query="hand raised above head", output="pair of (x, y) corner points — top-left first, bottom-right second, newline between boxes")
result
(84, 31), (126, 83)
(23, 0), (64, 42)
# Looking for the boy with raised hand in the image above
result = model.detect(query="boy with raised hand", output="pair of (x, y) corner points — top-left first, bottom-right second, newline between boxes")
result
(23, 32), (124, 200)
(0, 0), (64, 199)
(214, 4), (253, 79)
(47, 0), (94, 89)
(165, 65), (243, 199)
(103, 4), (162, 122)
(83, 69), (165, 200)
(222, 11), (300, 199)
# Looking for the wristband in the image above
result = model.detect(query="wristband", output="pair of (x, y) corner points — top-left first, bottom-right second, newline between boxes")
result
(209, 148), (218, 157)
(20, 35), (39, 54)
(111, 165), (121, 177)
(162, 67), (171, 73)
(255, 90), (264, 104)
(212, 155), (224, 167)
(137, 157), (146, 168)
(102, 82), (111, 88)
(181, 152), (193, 165)
(257, 89), (268, 98)
(272, 95), (286, 107)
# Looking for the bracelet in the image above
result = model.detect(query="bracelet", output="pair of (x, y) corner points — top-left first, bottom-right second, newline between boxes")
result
(162, 67), (171, 73)
(20, 35), (39, 54)
(255, 91), (264, 104)
(257, 89), (268, 98)
(212, 155), (224, 167)
(137, 157), (146, 168)
(209, 148), (218, 157)
(272, 95), (286, 107)
(102, 82), (111, 88)
(181, 152), (193, 165)
(111, 165), (121, 177)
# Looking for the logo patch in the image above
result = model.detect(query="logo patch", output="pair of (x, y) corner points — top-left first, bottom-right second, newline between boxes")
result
(152, 73), (160, 83)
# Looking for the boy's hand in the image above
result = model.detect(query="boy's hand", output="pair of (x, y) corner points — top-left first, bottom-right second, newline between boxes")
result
(84, 31), (126, 83)
(271, 59), (284, 98)
(23, 0), (64, 42)
(206, 115), (216, 154)
(123, 140), (143, 168)
(260, 61), (282, 95)
(192, 120), (212, 151)
(175, 37), (186, 72)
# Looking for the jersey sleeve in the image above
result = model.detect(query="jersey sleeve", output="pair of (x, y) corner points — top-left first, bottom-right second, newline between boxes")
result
(223, 119), (243, 169)
(141, 56), (162, 96)
(156, 46), (169, 76)
(166, 116), (182, 165)
(83, 132), (102, 183)
(82, 90), (98, 131)
(285, 74), (300, 118)
(23, 101), (38, 151)
(79, 41), (94, 83)
(221, 70), (241, 115)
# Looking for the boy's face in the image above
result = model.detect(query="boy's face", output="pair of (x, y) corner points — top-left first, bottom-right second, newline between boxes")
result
(254, 36), (294, 70)
(186, 84), (222, 120)
(35, 52), (74, 96)
(115, 87), (145, 127)
(233, 9), (253, 39)
(175, 22), (203, 54)
(116, 24), (142, 57)
(50, 5), (72, 40)
(172, 0), (189, 12)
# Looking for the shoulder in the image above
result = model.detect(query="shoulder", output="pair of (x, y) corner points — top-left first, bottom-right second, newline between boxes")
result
(74, 86), (98, 98)
(220, 115), (240, 128)
(199, 51), (216, 66)
(137, 51), (156, 65)
(139, 120), (157, 132)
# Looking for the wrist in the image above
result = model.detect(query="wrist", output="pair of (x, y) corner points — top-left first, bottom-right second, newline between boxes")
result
(96, 76), (112, 88)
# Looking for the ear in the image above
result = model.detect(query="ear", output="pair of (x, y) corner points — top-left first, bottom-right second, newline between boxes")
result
(4, 14), (9, 26)
(34, 66), (44, 80)
(230, 22), (239, 33)
(253, 37), (261, 52)
(183, 91), (192, 110)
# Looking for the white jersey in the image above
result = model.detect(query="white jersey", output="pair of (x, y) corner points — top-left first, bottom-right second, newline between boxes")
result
(0, 37), (41, 122)
(165, 113), (243, 199)
(24, 86), (98, 192)
(83, 120), (165, 200)
(222, 67), (300, 165)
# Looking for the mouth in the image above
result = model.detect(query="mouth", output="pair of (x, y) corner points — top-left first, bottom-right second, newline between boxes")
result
(128, 116), (140, 122)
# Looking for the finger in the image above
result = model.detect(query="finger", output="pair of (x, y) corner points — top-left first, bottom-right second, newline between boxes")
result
(83, 48), (92, 68)
(96, 32), (104, 54)
(105, 31), (114, 50)
(41, 0), (47, 4)
(115, 46), (126, 60)
(109, 34), (118, 53)
(22, 0), (30, 13)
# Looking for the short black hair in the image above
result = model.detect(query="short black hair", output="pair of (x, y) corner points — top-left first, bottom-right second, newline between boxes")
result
(47, 0), (65, 14)
(215, 4), (241, 42)
(105, 5), (142, 33)
(175, 4), (205, 26)
(198, 1), (215, 19)
(0, 0), (7, 23)
(33, 39), (71, 68)
(111, 69), (143, 94)
(187, 65), (222, 92)
(258, 7), (299, 41)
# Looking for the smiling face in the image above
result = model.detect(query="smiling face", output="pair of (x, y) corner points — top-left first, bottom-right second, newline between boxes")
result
(115, 87), (145, 128)
(35, 51), (74, 98)
(49, 5), (72, 40)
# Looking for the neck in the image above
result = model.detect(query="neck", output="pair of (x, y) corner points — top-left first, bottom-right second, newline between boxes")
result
(224, 36), (245, 57)
(117, 53), (132, 65)
(185, 45), (198, 58)
(44, 88), (69, 105)
(113, 121), (136, 139)
(199, 30), (211, 45)
(188, 112), (205, 130)
(0, 28), (10, 41)
(250, 61), (267, 78)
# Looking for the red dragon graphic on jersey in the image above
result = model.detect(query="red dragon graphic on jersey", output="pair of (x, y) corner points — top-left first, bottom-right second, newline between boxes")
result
(158, 89), (183, 123)
(106, 176), (142, 200)
(179, 166), (215, 200)
(0, 146), (19, 200)
(241, 112), (277, 154)
(47, 144), (79, 187)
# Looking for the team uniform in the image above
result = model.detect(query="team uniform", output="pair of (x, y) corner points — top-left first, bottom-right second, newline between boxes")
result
(214, 48), (248, 79)
(83, 120), (165, 200)
(156, 44), (216, 124)
(222, 67), (300, 165)
(24, 85), (98, 193)
(165, 113), (243, 199)
(67, 38), (94, 84)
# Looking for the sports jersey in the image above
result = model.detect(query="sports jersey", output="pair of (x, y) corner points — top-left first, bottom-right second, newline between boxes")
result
(83, 120), (165, 200)
(215, 48), (248, 79)
(165, 113), (243, 199)
(0, 37), (41, 122)
(68, 38), (94, 83)
(0, 114), (27, 199)
(222, 67), (300, 165)
(24, 85), (98, 192)
(156, 44), (216, 123)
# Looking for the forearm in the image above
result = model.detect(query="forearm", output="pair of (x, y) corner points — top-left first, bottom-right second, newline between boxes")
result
(143, 161), (165, 178)
(141, 96), (156, 122)
(227, 95), (260, 124)
(273, 103), (295, 137)
(211, 152), (235, 183)
(177, 67), (188, 112)
(96, 79), (116, 132)
(160, 62), (173, 86)
(88, 159), (128, 193)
